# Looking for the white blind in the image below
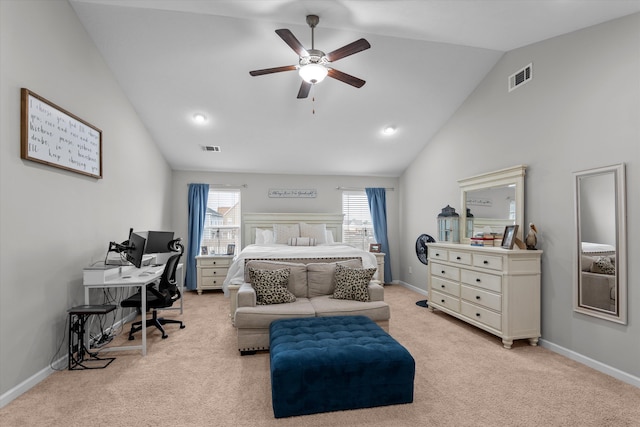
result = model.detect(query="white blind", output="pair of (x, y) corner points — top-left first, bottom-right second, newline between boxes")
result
(202, 189), (241, 254)
(342, 191), (375, 250)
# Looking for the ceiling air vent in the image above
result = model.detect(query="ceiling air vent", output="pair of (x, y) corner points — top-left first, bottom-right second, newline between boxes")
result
(508, 63), (532, 92)
(203, 145), (221, 152)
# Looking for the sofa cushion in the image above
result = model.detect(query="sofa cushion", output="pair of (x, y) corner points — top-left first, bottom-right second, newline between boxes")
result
(245, 260), (308, 298)
(248, 267), (296, 305)
(332, 264), (377, 302)
(307, 259), (363, 298)
(309, 296), (391, 323)
(235, 298), (315, 329)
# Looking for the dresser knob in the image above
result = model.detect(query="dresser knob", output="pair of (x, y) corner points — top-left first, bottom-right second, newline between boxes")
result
(441, 299), (445, 303)
(456, 256), (461, 260)
(476, 295), (481, 300)
(476, 278), (481, 282)
(483, 260), (488, 264)
(476, 313), (481, 317)
(441, 285), (445, 288)
(441, 270), (445, 274)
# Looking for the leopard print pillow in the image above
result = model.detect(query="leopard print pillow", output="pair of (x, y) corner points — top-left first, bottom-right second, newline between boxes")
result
(332, 264), (376, 302)
(248, 267), (296, 305)
(590, 256), (616, 275)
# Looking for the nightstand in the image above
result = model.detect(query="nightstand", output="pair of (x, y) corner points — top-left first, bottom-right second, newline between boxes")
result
(195, 255), (233, 294)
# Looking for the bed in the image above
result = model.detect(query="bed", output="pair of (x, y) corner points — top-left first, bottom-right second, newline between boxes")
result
(222, 213), (380, 319)
(580, 242), (617, 312)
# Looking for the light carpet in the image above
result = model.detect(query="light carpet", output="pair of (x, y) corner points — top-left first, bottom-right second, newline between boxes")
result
(1, 285), (639, 427)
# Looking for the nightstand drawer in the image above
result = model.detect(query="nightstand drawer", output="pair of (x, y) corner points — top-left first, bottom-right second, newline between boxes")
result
(197, 257), (231, 267)
(200, 277), (225, 289)
(201, 268), (228, 278)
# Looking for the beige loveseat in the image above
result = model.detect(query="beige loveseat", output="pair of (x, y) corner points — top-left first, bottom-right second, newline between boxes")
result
(234, 258), (390, 354)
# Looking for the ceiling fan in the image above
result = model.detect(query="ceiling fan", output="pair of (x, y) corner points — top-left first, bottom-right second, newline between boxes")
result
(249, 15), (371, 99)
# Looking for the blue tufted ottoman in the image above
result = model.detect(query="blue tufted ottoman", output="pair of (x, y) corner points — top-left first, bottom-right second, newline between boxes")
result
(269, 315), (415, 418)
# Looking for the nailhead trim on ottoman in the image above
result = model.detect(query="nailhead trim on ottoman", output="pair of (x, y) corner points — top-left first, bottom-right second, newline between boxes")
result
(269, 315), (415, 418)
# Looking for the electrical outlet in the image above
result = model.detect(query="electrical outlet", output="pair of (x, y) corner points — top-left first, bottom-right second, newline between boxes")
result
(409, 266), (413, 274)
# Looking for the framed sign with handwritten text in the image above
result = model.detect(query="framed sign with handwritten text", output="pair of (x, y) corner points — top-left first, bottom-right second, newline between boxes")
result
(21, 88), (102, 179)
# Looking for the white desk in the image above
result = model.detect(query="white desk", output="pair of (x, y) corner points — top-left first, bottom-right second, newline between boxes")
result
(83, 263), (183, 356)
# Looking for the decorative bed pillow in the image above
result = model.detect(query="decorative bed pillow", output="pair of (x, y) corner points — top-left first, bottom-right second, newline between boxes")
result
(299, 222), (327, 244)
(273, 224), (300, 244)
(332, 264), (376, 302)
(254, 228), (274, 245)
(287, 237), (316, 246)
(325, 230), (335, 244)
(248, 267), (296, 305)
(590, 256), (616, 275)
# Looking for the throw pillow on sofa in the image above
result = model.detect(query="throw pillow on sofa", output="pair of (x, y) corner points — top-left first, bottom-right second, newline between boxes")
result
(248, 267), (296, 305)
(332, 264), (377, 302)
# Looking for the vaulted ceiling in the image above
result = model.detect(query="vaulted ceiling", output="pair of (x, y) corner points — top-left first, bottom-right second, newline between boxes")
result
(70, 0), (640, 177)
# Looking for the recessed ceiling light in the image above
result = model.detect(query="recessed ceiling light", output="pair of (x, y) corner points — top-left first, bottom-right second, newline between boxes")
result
(382, 125), (397, 135)
(193, 113), (207, 124)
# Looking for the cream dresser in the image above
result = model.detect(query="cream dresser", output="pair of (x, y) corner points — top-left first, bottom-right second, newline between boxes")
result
(427, 242), (542, 349)
(195, 255), (233, 295)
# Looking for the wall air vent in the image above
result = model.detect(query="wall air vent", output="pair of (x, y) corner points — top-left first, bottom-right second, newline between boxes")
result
(203, 145), (221, 152)
(508, 63), (532, 92)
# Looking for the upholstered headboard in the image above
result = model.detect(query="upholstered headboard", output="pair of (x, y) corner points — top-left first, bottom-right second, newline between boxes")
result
(242, 213), (344, 248)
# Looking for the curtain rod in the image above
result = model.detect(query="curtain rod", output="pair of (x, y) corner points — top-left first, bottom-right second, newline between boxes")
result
(188, 183), (247, 188)
(336, 186), (394, 191)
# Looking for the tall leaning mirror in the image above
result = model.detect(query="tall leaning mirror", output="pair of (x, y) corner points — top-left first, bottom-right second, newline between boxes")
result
(573, 163), (627, 324)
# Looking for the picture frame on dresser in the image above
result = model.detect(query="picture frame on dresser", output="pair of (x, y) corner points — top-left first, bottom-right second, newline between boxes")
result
(501, 225), (519, 249)
(369, 243), (381, 253)
(226, 244), (235, 255)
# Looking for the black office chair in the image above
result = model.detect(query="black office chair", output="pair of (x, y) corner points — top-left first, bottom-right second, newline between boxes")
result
(121, 251), (185, 340)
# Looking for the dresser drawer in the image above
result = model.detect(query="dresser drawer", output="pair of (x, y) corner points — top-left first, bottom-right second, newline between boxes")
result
(429, 248), (448, 262)
(431, 276), (460, 297)
(460, 269), (502, 293)
(431, 290), (460, 313)
(199, 276), (224, 289)
(197, 257), (231, 268)
(461, 301), (502, 331)
(431, 263), (460, 282)
(461, 285), (502, 312)
(473, 254), (503, 271)
(448, 250), (472, 266)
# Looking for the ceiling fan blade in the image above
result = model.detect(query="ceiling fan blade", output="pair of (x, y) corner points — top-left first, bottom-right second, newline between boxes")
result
(297, 81), (312, 99)
(327, 68), (366, 88)
(249, 65), (297, 76)
(275, 29), (308, 57)
(326, 38), (371, 62)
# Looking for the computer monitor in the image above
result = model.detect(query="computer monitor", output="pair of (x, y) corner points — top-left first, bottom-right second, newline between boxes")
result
(125, 232), (147, 268)
(144, 231), (175, 254)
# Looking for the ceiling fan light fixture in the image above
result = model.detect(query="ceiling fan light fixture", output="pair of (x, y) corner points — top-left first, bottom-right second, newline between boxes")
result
(382, 125), (397, 135)
(192, 113), (207, 124)
(299, 63), (328, 84)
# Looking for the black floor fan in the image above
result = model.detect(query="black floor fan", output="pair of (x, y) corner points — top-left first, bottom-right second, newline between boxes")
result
(415, 234), (435, 308)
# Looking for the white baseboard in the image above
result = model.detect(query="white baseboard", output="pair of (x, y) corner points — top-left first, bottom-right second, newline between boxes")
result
(539, 339), (640, 388)
(0, 312), (137, 409)
(393, 280), (638, 389)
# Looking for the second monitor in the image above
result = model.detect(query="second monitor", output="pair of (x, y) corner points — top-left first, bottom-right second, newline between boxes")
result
(144, 231), (175, 254)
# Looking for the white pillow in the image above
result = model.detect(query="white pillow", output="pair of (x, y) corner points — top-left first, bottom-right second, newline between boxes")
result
(299, 222), (327, 244)
(287, 237), (316, 246)
(254, 228), (274, 245)
(325, 230), (335, 244)
(273, 224), (300, 244)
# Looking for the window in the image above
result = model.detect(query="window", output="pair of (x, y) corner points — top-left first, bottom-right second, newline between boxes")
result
(202, 189), (241, 254)
(342, 191), (375, 250)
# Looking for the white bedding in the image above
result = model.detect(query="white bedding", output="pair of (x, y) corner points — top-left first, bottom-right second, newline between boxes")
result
(581, 242), (616, 255)
(222, 243), (378, 296)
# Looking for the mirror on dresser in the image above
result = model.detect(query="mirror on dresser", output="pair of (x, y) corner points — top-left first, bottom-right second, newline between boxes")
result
(458, 165), (526, 243)
(573, 163), (627, 324)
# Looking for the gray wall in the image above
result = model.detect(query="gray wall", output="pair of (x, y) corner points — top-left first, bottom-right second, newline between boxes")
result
(171, 170), (399, 275)
(399, 14), (639, 378)
(0, 0), (173, 399)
